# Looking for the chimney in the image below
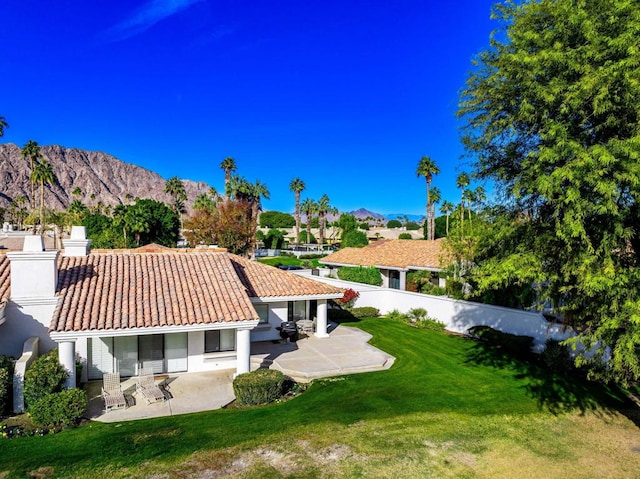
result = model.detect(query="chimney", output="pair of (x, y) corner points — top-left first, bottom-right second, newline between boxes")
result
(62, 226), (91, 257)
(7, 236), (59, 299)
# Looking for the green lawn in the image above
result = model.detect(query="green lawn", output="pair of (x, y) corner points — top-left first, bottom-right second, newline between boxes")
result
(1, 318), (639, 478)
(257, 255), (322, 268)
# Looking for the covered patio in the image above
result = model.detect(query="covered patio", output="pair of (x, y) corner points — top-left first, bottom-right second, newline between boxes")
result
(84, 324), (394, 422)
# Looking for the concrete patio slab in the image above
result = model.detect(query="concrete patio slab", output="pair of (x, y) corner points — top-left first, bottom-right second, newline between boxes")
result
(250, 324), (395, 382)
(84, 369), (235, 423)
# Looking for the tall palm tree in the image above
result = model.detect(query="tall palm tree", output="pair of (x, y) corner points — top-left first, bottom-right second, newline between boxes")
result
(440, 200), (455, 236)
(21, 140), (42, 211)
(473, 186), (486, 214)
(417, 156), (440, 241)
(249, 180), (270, 227)
(301, 198), (317, 243)
(289, 178), (305, 244)
(0, 115), (8, 137)
(220, 157), (237, 198)
(456, 172), (470, 236)
(30, 159), (56, 235)
(164, 177), (187, 230)
(316, 194), (332, 247)
(429, 186), (441, 240)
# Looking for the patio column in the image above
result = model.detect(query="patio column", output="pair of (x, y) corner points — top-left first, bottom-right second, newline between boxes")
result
(399, 271), (407, 291)
(236, 328), (251, 377)
(58, 340), (77, 389)
(315, 299), (329, 338)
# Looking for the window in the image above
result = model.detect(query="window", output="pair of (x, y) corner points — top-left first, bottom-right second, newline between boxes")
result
(205, 329), (235, 353)
(255, 304), (269, 324)
(287, 300), (306, 321)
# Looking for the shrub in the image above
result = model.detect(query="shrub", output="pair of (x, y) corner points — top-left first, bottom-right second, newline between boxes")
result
(337, 288), (360, 309)
(541, 339), (575, 375)
(398, 233), (412, 240)
(299, 254), (323, 259)
(407, 271), (446, 296)
(349, 307), (379, 318)
(342, 230), (369, 247)
(328, 308), (357, 321)
(29, 389), (87, 428)
(385, 309), (409, 322)
(467, 325), (534, 359)
(337, 266), (382, 286)
(259, 211), (296, 228)
(407, 307), (428, 322)
(233, 369), (286, 406)
(406, 221), (421, 231)
(414, 318), (446, 331)
(24, 349), (68, 410)
(298, 231), (317, 244)
(0, 355), (15, 415)
(387, 219), (402, 228)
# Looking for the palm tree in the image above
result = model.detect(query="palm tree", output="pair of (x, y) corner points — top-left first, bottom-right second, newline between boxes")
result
(456, 172), (470, 236)
(0, 115), (8, 137)
(164, 176), (187, 229)
(249, 180), (270, 228)
(316, 194), (332, 247)
(30, 159), (56, 235)
(21, 140), (42, 210)
(440, 200), (455, 236)
(289, 178), (305, 244)
(473, 186), (486, 215)
(429, 186), (441, 240)
(220, 157), (237, 198)
(417, 156), (440, 241)
(301, 198), (317, 243)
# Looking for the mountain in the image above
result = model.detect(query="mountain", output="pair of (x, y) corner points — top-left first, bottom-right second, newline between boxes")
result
(348, 208), (385, 220)
(0, 143), (210, 212)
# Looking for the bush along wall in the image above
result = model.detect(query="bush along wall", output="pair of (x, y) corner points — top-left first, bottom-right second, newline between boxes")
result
(337, 266), (383, 286)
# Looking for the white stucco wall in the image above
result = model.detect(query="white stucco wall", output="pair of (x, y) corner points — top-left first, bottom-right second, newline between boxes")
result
(187, 330), (237, 372)
(250, 301), (287, 342)
(295, 272), (574, 349)
(0, 300), (59, 358)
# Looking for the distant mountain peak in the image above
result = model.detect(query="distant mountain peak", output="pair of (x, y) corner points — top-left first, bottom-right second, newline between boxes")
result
(349, 208), (385, 219)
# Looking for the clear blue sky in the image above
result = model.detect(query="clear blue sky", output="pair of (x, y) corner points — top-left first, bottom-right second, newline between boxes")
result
(1, 0), (497, 216)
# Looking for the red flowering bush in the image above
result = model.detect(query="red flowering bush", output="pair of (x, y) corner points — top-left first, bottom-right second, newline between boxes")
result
(337, 288), (360, 309)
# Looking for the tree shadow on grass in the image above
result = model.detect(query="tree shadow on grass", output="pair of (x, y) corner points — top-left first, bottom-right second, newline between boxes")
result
(464, 340), (632, 419)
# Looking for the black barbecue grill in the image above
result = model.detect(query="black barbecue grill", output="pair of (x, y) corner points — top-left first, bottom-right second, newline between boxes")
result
(276, 321), (299, 342)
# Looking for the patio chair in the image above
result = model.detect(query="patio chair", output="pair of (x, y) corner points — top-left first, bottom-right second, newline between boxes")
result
(102, 372), (127, 412)
(136, 368), (166, 404)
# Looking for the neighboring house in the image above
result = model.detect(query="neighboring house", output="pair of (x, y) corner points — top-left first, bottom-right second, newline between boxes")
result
(0, 228), (343, 395)
(320, 239), (448, 290)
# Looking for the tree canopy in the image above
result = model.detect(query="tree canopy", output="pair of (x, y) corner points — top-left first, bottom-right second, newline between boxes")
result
(458, 0), (640, 384)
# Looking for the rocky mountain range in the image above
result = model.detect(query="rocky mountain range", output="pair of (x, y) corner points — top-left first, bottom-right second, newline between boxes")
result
(0, 143), (210, 212)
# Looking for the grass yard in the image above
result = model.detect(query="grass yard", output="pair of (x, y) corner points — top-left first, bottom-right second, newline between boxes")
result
(257, 255), (322, 269)
(1, 318), (639, 478)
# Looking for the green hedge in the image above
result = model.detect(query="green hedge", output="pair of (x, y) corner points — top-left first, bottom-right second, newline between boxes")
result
(337, 266), (382, 286)
(233, 369), (285, 406)
(24, 349), (68, 410)
(29, 389), (87, 428)
(349, 307), (379, 318)
(0, 355), (14, 416)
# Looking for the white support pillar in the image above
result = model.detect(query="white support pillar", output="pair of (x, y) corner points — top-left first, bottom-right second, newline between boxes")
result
(315, 299), (329, 338)
(305, 300), (312, 320)
(399, 271), (407, 291)
(58, 340), (77, 389)
(235, 328), (251, 377)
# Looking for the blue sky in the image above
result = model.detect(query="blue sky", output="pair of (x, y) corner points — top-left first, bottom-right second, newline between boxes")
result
(1, 0), (497, 216)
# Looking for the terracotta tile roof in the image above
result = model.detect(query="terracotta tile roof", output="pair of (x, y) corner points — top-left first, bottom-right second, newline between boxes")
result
(0, 254), (9, 303)
(50, 252), (260, 333)
(320, 239), (449, 270)
(230, 255), (344, 298)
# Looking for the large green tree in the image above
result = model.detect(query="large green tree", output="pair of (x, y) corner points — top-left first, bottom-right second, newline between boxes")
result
(458, 0), (640, 384)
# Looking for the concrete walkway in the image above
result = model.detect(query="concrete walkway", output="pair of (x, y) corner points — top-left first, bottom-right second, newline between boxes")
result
(85, 324), (394, 422)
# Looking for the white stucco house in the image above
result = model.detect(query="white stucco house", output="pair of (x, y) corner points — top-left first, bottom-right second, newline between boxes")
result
(0, 228), (344, 406)
(320, 238), (448, 290)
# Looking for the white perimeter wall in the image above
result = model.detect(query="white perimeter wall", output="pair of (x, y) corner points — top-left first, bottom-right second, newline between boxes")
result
(297, 272), (574, 349)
